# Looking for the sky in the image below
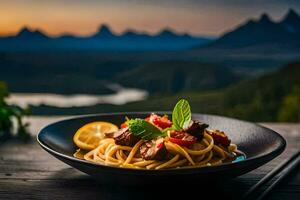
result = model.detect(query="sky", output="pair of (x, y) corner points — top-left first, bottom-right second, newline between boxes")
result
(1, 0), (300, 37)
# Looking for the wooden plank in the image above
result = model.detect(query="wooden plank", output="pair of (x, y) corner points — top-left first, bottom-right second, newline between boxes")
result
(0, 178), (299, 200)
(0, 117), (299, 200)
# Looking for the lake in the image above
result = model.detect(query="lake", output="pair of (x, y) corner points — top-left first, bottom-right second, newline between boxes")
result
(7, 84), (148, 108)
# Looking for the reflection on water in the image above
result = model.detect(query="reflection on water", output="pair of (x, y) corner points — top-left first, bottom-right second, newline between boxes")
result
(8, 84), (148, 108)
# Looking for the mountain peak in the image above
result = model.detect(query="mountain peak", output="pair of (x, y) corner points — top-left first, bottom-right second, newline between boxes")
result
(94, 24), (114, 37)
(157, 28), (179, 37)
(17, 27), (32, 35)
(200, 10), (300, 50)
(244, 19), (256, 26)
(280, 8), (300, 33)
(98, 24), (111, 32)
(259, 13), (273, 23)
(287, 8), (299, 17)
(283, 8), (300, 22)
(16, 26), (48, 39)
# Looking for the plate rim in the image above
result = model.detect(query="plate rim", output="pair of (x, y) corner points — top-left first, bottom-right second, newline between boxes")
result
(37, 112), (286, 174)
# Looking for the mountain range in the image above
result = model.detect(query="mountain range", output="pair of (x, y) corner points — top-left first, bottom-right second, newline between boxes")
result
(1, 9), (300, 52)
(0, 25), (212, 51)
(196, 9), (300, 51)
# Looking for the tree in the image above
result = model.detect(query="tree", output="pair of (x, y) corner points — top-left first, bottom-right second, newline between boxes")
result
(278, 86), (300, 122)
(0, 81), (30, 141)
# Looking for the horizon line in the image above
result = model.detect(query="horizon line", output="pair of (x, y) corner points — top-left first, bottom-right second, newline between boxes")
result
(0, 8), (297, 38)
(0, 24), (217, 38)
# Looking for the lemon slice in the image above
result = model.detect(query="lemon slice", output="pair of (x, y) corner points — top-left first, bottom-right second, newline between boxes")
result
(73, 121), (118, 150)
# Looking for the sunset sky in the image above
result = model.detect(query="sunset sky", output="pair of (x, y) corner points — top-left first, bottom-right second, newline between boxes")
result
(1, 0), (300, 37)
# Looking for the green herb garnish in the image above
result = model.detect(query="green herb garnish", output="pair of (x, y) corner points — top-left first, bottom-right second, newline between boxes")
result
(0, 81), (30, 141)
(126, 99), (191, 139)
(128, 118), (166, 140)
(172, 99), (191, 130)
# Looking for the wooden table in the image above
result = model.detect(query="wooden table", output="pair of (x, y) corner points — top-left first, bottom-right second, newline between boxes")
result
(0, 117), (299, 200)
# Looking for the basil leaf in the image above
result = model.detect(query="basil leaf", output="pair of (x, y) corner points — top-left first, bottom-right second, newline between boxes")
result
(172, 99), (191, 130)
(128, 118), (166, 140)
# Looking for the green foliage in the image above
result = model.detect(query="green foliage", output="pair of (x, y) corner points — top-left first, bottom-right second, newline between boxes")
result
(278, 87), (300, 122)
(128, 118), (165, 140)
(222, 62), (300, 122)
(0, 81), (30, 141)
(0, 82), (8, 103)
(172, 99), (191, 130)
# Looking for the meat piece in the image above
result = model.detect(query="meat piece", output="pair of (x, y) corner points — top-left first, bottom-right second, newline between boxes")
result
(208, 130), (231, 147)
(105, 127), (139, 147)
(169, 130), (197, 146)
(140, 138), (167, 160)
(184, 120), (209, 140)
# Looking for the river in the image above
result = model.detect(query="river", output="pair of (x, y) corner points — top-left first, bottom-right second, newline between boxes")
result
(7, 84), (148, 108)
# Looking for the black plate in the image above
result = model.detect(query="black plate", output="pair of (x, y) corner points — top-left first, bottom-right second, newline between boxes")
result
(37, 113), (286, 185)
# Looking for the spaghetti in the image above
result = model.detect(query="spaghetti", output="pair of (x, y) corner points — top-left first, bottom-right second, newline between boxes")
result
(74, 130), (239, 169)
(73, 99), (241, 170)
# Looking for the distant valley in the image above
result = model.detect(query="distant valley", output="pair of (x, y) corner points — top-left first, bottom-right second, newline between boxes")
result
(0, 53), (236, 95)
(116, 61), (238, 94)
(31, 61), (300, 122)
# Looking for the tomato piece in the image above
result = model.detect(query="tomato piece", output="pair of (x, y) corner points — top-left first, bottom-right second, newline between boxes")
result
(208, 130), (231, 147)
(120, 123), (128, 129)
(169, 130), (197, 147)
(147, 114), (172, 129)
(153, 115), (172, 129)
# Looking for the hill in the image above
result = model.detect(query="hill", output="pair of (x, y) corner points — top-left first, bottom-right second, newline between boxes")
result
(0, 54), (236, 95)
(115, 61), (238, 94)
(0, 52), (139, 94)
(221, 61), (300, 121)
(30, 61), (300, 122)
(146, 61), (300, 122)
(134, 61), (300, 122)
(194, 9), (300, 52)
(0, 25), (212, 52)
